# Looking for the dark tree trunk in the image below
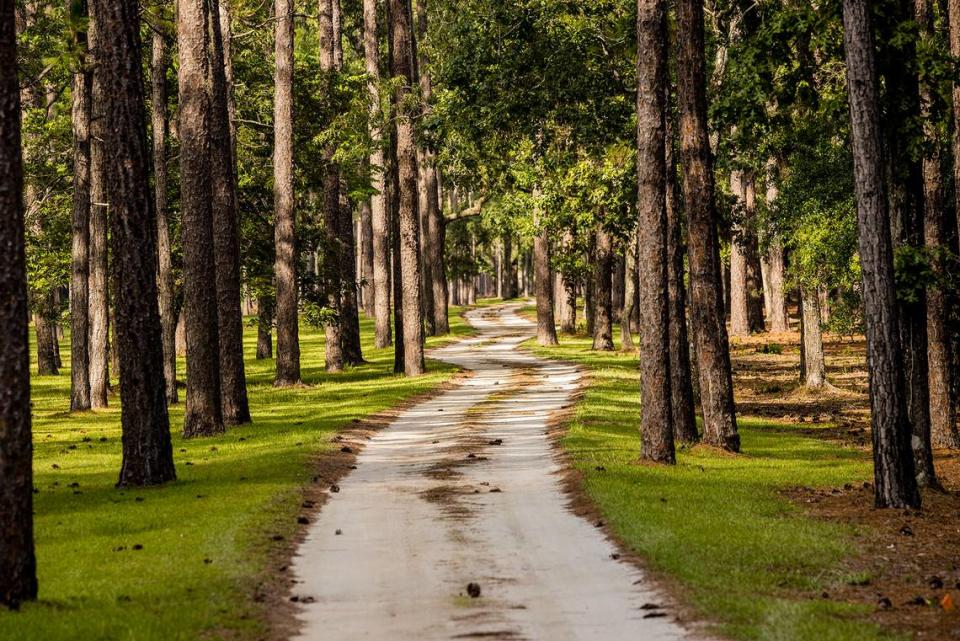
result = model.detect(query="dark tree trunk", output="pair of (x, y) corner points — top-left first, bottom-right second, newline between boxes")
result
(90, 0), (176, 485)
(591, 226), (614, 351)
(178, 0), (224, 437)
(534, 208), (558, 346)
(676, 0), (738, 451)
(89, 17), (109, 407)
(151, 29), (178, 405)
(559, 231), (577, 333)
(501, 235), (516, 299)
(743, 176), (766, 332)
(70, 0), (92, 410)
(256, 295), (273, 359)
(841, 0), (920, 508)
(360, 200), (374, 317)
(636, 0), (675, 464)
(919, 0), (959, 449)
(665, 101), (698, 443)
(611, 252), (625, 323)
(365, 0), (391, 348)
(209, 0), (250, 425)
(273, 0), (300, 384)
(389, 0), (425, 376)
(35, 304), (59, 376)
(0, 4), (38, 602)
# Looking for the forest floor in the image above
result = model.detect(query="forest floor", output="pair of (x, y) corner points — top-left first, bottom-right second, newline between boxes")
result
(523, 304), (960, 641)
(0, 309), (475, 641)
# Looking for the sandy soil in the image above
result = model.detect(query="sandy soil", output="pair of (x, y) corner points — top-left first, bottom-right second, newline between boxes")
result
(288, 305), (693, 641)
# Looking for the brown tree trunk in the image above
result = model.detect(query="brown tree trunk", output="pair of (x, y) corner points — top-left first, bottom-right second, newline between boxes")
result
(256, 294), (273, 359)
(360, 200), (374, 316)
(611, 253), (625, 323)
(559, 230), (577, 333)
(676, 0), (738, 451)
(800, 287), (825, 389)
(841, 0), (920, 508)
(151, 29), (178, 405)
(388, 0), (425, 375)
(35, 302), (59, 375)
(729, 169), (749, 337)
(365, 0), (391, 348)
(501, 235), (516, 299)
(621, 227), (637, 350)
(534, 205), (558, 346)
(592, 226), (614, 351)
(273, 0), (300, 384)
(636, 0), (675, 464)
(763, 157), (789, 332)
(178, 0), (224, 437)
(209, 0), (250, 424)
(743, 175), (765, 332)
(0, 6), (38, 600)
(920, 0), (959, 449)
(89, 17), (109, 407)
(665, 79), (698, 444)
(70, 0), (92, 409)
(91, 0), (176, 484)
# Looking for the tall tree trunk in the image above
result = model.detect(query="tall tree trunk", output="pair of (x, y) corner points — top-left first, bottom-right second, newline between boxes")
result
(209, 0), (250, 425)
(35, 302), (59, 375)
(388, 0), (425, 375)
(502, 235), (516, 299)
(365, 0), (391, 348)
(743, 175), (765, 332)
(920, 0), (960, 449)
(0, 4), (38, 600)
(665, 86), (698, 444)
(151, 29), (178, 405)
(842, 0), (920, 508)
(91, 0), (176, 485)
(676, 0), (739, 451)
(611, 252), (625, 323)
(729, 169), (750, 337)
(591, 226), (614, 351)
(558, 230), (577, 333)
(621, 227), (637, 350)
(256, 294), (273, 359)
(70, 0), (92, 410)
(273, 0), (300, 384)
(762, 157), (789, 332)
(89, 17), (109, 407)
(636, 0), (675, 464)
(533, 204), (558, 346)
(360, 200), (374, 316)
(800, 287), (825, 388)
(178, 0), (224, 436)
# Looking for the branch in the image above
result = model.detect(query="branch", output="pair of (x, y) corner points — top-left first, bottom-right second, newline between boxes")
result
(445, 197), (486, 224)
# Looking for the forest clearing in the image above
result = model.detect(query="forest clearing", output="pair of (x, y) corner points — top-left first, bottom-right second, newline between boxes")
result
(3, 0), (960, 640)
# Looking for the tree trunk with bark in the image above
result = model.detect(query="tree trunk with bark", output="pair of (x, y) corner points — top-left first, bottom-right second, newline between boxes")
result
(762, 158), (789, 332)
(88, 17), (109, 407)
(636, 0), (675, 463)
(800, 288), (825, 388)
(178, 0), (224, 437)
(676, 0), (739, 451)
(842, 0), (920, 508)
(364, 0), (391, 348)
(209, 0), (250, 424)
(91, 0), (176, 484)
(533, 206), (558, 346)
(273, 0), (300, 385)
(621, 227), (637, 350)
(360, 200), (374, 316)
(501, 235), (516, 299)
(743, 176), (765, 332)
(256, 294), (273, 359)
(592, 226), (614, 351)
(389, 0), (425, 375)
(665, 84), (698, 443)
(151, 29), (178, 405)
(70, 0), (92, 410)
(0, 4), (38, 602)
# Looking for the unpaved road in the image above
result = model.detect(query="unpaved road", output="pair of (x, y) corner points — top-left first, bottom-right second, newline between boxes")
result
(290, 304), (692, 641)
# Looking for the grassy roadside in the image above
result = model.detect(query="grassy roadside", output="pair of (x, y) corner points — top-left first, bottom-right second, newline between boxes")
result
(0, 309), (473, 641)
(526, 329), (902, 641)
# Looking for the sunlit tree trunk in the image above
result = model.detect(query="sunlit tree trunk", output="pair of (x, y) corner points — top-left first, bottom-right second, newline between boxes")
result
(799, 287), (825, 389)
(621, 227), (637, 350)
(591, 225), (614, 351)
(88, 16), (109, 408)
(676, 0), (739, 451)
(533, 198), (558, 346)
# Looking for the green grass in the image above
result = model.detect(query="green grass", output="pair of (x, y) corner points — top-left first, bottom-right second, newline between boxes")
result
(527, 329), (901, 641)
(0, 308), (474, 641)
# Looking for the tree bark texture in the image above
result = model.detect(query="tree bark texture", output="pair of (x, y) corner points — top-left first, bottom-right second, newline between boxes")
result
(636, 0), (675, 464)
(675, 0), (739, 451)
(91, 0), (176, 485)
(842, 0), (920, 508)
(762, 158), (789, 332)
(273, 0), (300, 384)
(178, 0), (224, 437)
(533, 206), (558, 346)
(88, 17), (109, 407)
(621, 227), (637, 350)
(256, 294), (273, 359)
(0, 1), (38, 603)
(591, 225), (614, 351)
(800, 288), (825, 388)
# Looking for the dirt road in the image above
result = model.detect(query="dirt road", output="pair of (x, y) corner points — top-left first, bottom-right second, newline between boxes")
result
(290, 304), (692, 641)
